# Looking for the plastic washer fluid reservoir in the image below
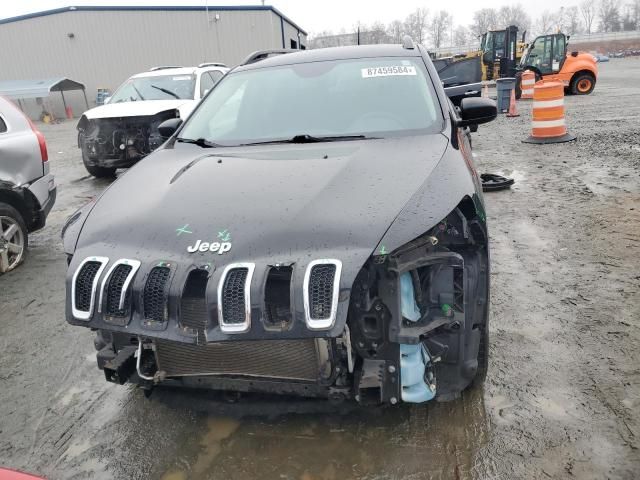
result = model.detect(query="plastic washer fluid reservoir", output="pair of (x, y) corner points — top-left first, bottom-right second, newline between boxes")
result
(400, 344), (436, 403)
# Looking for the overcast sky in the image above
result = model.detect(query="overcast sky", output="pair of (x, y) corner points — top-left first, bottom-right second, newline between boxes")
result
(2, 0), (578, 35)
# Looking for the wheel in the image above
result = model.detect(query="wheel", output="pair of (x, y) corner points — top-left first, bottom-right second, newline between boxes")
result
(571, 73), (595, 95)
(0, 202), (28, 274)
(82, 150), (116, 178)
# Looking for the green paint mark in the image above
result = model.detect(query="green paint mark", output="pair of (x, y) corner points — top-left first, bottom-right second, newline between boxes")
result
(176, 224), (192, 236)
(217, 229), (231, 242)
(379, 245), (388, 255)
(441, 304), (453, 317)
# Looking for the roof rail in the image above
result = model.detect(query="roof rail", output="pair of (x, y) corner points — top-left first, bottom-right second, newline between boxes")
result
(402, 35), (415, 50)
(149, 66), (184, 71)
(241, 49), (295, 66)
(198, 62), (228, 68)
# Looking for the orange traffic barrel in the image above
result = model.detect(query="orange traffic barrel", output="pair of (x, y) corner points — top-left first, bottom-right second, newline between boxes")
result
(520, 70), (535, 99)
(522, 81), (576, 144)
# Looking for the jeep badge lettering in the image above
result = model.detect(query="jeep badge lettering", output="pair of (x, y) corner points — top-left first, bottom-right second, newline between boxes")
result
(187, 239), (232, 254)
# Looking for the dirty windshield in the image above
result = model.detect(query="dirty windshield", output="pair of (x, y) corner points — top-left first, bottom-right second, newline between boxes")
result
(179, 58), (441, 145)
(109, 74), (196, 102)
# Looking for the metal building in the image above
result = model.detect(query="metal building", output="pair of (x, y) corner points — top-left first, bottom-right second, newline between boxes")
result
(0, 5), (307, 118)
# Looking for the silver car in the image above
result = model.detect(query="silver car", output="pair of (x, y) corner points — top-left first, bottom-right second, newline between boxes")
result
(0, 96), (56, 273)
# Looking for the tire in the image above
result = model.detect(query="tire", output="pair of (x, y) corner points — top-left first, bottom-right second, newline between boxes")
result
(82, 150), (116, 178)
(570, 73), (595, 95)
(473, 323), (489, 385)
(515, 73), (522, 99)
(0, 202), (28, 274)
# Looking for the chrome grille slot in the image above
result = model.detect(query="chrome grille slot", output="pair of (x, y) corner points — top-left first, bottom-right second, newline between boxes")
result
(217, 263), (255, 333)
(105, 264), (132, 316)
(303, 259), (342, 330)
(71, 256), (109, 320)
(309, 264), (336, 319)
(97, 258), (141, 325)
(155, 339), (320, 381)
(222, 269), (248, 324)
(143, 266), (171, 323)
(75, 262), (101, 310)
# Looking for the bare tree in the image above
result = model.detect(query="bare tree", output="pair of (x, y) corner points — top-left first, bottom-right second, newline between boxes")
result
(621, 4), (636, 29)
(498, 5), (531, 32)
(471, 8), (499, 37)
(630, 0), (640, 29)
(404, 8), (429, 44)
(429, 10), (452, 48)
(563, 6), (582, 34)
(367, 21), (390, 44)
(387, 20), (404, 43)
(598, 0), (622, 31)
(536, 10), (555, 35)
(581, 0), (597, 33)
(452, 25), (471, 46)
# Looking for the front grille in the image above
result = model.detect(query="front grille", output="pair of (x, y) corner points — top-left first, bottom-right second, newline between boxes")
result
(155, 339), (320, 381)
(75, 261), (102, 311)
(221, 268), (248, 324)
(308, 264), (336, 320)
(143, 266), (170, 322)
(105, 264), (132, 316)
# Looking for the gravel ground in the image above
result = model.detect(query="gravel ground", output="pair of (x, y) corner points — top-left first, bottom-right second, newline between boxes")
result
(0, 58), (639, 480)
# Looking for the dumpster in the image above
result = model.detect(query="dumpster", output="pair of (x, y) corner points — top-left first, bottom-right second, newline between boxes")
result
(496, 77), (516, 113)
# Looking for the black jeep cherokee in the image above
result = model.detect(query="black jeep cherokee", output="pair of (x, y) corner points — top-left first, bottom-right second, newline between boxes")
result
(63, 39), (496, 405)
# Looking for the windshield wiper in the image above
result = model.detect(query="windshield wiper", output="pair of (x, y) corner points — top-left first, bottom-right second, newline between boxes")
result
(131, 84), (145, 101)
(175, 137), (219, 148)
(151, 84), (180, 99)
(240, 134), (373, 146)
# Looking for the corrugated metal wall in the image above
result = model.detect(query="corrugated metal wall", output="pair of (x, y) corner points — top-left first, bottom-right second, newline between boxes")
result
(0, 8), (307, 118)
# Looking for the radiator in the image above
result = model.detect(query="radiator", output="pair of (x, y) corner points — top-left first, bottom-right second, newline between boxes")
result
(155, 338), (321, 381)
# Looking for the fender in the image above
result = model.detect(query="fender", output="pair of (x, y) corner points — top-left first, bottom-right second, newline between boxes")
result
(563, 52), (598, 77)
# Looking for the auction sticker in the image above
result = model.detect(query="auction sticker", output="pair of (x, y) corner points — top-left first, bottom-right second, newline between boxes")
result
(361, 66), (417, 78)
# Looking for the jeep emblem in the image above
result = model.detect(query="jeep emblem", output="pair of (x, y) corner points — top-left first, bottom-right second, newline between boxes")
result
(187, 239), (232, 255)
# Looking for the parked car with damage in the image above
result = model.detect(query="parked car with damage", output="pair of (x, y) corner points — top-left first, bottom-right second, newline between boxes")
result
(0, 96), (56, 273)
(77, 63), (229, 178)
(63, 39), (496, 406)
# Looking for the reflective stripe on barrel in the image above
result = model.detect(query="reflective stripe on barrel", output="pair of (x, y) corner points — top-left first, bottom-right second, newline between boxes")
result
(521, 70), (536, 99)
(530, 81), (567, 138)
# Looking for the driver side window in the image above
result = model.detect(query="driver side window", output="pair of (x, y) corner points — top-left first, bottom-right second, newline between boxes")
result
(200, 73), (215, 98)
(553, 35), (566, 70)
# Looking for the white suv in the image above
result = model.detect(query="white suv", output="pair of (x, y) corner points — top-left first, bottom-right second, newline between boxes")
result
(77, 63), (229, 177)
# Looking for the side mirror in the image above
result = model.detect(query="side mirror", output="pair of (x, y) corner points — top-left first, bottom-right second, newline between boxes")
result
(457, 97), (497, 128)
(158, 118), (183, 138)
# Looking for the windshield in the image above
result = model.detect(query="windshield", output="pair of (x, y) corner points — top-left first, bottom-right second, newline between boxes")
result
(109, 74), (196, 103)
(179, 57), (441, 146)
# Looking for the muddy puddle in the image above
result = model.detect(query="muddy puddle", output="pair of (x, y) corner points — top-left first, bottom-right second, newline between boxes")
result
(150, 387), (489, 480)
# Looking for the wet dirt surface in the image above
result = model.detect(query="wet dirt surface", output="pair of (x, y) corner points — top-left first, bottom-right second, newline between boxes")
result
(1, 59), (639, 479)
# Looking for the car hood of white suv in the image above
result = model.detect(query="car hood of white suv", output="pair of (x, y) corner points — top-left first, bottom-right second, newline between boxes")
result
(82, 99), (196, 120)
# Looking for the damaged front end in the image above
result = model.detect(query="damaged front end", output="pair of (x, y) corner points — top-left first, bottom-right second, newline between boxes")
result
(77, 110), (179, 170)
(349, 199), (489, 404)
(70, 197), (488, 405)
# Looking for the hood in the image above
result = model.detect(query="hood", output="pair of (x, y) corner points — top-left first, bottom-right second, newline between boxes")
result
(77, 135), (448, 262)
(82, 99), (196, 120)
